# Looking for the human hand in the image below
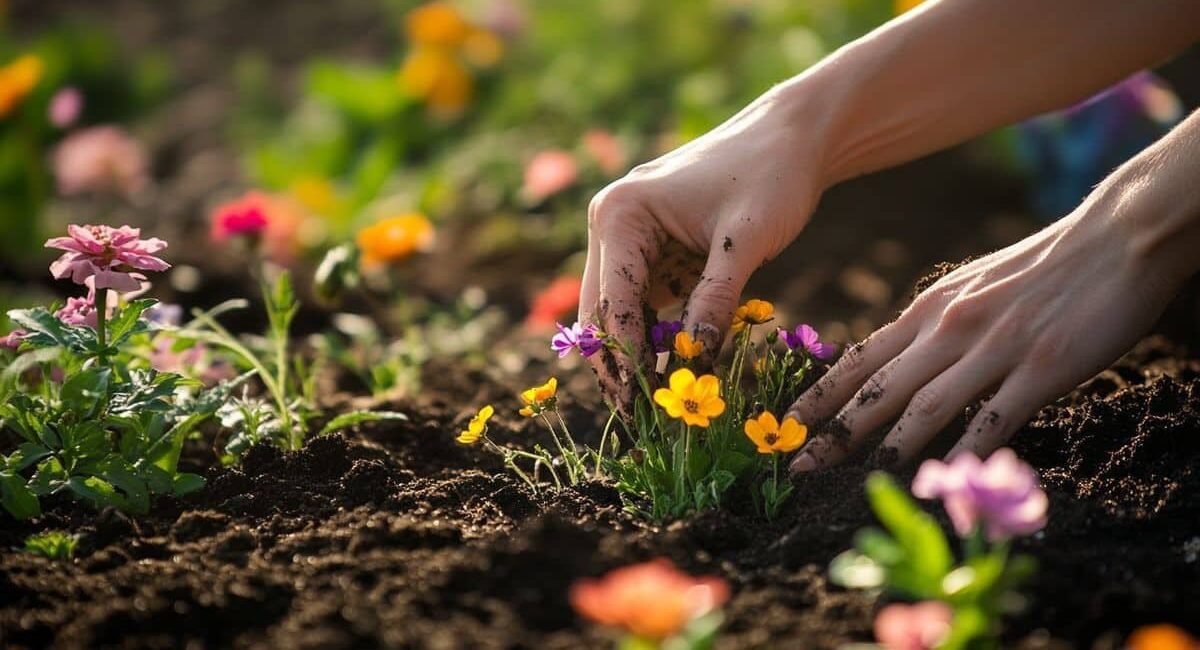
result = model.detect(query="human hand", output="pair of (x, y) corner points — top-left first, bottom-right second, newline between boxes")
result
(787, 153), (1200, 472)
(579, 86), (830, 410)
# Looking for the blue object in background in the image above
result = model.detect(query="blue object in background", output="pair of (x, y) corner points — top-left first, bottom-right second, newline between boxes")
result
(1015, 71), (1183, 220)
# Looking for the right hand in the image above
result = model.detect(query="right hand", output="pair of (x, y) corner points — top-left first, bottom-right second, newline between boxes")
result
(579, 86), (830, 411)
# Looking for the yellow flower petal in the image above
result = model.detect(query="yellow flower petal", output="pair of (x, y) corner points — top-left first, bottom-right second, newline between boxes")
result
(667, 368), (696, 395)
(653, 388), (685, 419)
(693, 374), (721, 401)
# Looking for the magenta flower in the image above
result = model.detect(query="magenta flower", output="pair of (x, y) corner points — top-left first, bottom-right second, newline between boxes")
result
(650, 320), (683, 354)
(779, 324), (836, 360)
(46, 224), (170, 292)
(52, 125), (149, 197)
(56, 295), (99, 329)
(48, 86), (83, 128)
(874, 601), (953, 650)
(210, 193), (271, 242)
(551, 321), (603, 358)
(912, 448), (1049, 541)
(0, 330), (26, 350)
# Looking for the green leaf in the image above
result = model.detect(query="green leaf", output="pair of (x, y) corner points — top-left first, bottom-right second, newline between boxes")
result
(66, 476), (128, 511)
(828, 549), (886, 589)
(101, 461), (150, 514)
(8, 443), (51, 472)
(105, 299), (156, 346)
(865, 472), (953, 597)
(686, 448), (711, 483)
(0, 471), (40, 519)
(7, 307), (83, 351)
(317, 410), (408, 437)
(172, 473), (205, 496)
(59, 367), (112, 416)
(29, 457), (67, 496)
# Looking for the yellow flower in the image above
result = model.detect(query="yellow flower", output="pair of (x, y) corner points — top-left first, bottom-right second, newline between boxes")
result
(0, 54), (43, 119)
(398, 48), (473, 115)
(405, 1), (471, 48)
(673, 331), (704, 360)
(355, 213), (434, 267)
(653, 369), (725, 428)
(519, 377), (558, 417)
(743, 412), (808, 454)
(730, 299), (774, 334)
(463, 28), (503, 68)
(894, 0), (925, 15)
(457, 404), (494, 444)
(290, 175), (338, 216)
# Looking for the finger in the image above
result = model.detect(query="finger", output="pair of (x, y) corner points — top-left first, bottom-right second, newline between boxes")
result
(948, 370), (1048, 459)
(877, 349), (1012, 467)
(789, 339), (957, 473)
(595, 213), (660, 403)
(679, 230), (756, 370)
(785, 319), (916, 428)
(579, 210), (601, 325)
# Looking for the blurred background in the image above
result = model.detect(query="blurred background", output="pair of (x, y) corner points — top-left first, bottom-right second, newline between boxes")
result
(2, 0), (1198, 398)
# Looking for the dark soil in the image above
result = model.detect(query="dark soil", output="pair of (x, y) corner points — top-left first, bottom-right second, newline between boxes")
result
(2, 330), (1198, 650)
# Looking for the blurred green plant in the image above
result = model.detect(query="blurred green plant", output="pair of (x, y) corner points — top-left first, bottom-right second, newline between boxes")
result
(23, 529), (78, 560)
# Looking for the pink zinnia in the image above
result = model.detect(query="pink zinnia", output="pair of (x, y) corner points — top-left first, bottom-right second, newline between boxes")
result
(523, 150), (578, 201)
(46, 224), (170, 292)
(210, 192), (271, 242)
(874, 602), (953, 650)
(56, 295), (99, 329)
(912, 448), (1049, 541)
(53, 125), (149, 197)
(48, 86), (83, 128)
(0, 329), (26, 350)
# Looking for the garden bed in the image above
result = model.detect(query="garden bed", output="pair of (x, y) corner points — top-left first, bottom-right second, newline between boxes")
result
(2, 320), (1197, 650)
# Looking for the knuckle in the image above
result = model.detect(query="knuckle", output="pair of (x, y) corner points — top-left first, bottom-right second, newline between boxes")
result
(934, 298), (982, 336)
(836, 341), (869, 378)
(694, 274), (740, 309)
(1028, 331), (1071, 366)
(908, 387), (942, 418)
(588, 182), (642, 228)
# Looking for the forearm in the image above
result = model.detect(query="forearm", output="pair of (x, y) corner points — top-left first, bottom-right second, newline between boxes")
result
(777, 0), (1200, 187)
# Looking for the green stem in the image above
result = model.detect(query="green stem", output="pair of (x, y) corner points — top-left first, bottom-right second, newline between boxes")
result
(94, 289), (107, 364)
(540, 413), (577, 484)
(595, 410), (618, 477)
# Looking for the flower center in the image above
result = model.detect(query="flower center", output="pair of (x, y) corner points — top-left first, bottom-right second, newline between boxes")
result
(763, 432), (779, 445)
(683, 399), (700, 413)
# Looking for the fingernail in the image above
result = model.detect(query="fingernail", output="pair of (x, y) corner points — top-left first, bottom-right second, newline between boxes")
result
(790, 452), (816, 474)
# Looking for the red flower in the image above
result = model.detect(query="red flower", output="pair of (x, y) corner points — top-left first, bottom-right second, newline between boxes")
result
(525, 275), (582, 331)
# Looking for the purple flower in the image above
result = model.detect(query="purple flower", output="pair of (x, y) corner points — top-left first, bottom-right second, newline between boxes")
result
(778, 324), (836, 360)
(551, 321), (603, 358)
(0, 330), (26, 350)
(48, 86), (83, 128)
(912, 449), (1048, 541)
(650, 320), (683, 354)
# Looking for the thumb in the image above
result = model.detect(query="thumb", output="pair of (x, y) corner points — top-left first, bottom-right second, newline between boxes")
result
(679, 232), (757, 370)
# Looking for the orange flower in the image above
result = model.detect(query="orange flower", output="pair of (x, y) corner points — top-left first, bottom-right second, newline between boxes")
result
(0, 54), (42, 119)
(356, 213), (434, 267)
(673, 331), (704, 360)
(653, 368), (725, 428)
(518, 377), (557, 417)
(743, 412), (808, 454)
(1128, 625), (1199, 650)
(398, 48), (473, 116)
(570, 559), (729, 642)
(405, 2), (471, 48)
(524, 275), (582, 331)
(730, 299), (774, 334)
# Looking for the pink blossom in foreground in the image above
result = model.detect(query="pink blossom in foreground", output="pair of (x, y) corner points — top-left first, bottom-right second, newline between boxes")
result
(523, 150), (578, 201)
(53, 125), (149, 197)
(570, 559), (729, 641)
(0, 330), (26, 350)
(56, 295), (98, 329)
(48, 86), (83, 128)
(583, 129), (626, 176)
(46, 224), (169, 292)
(912, 448), (1048, 541)
(874, 601), (953, 650)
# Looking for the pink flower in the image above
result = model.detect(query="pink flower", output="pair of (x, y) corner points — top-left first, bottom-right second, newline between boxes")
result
(912, 448), (1048, 541)
(523, 150), (578, 201)
(874, 601), (953, 650)
(53, 125), (149, 197)
(210, 193), (270, 242)
(46, 224), (170, 292)
(570, 559), (729, 641)
(56, 295), (98, 329)
(583, 129), (626, 176)
(779, 324), (837, 360)
(48, 86), (82, 128)
(0, 330), (26, 350)
(551, 321), (603, 358)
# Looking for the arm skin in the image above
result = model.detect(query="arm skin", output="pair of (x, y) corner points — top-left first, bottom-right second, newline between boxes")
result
(578, 0), (1200, 457)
